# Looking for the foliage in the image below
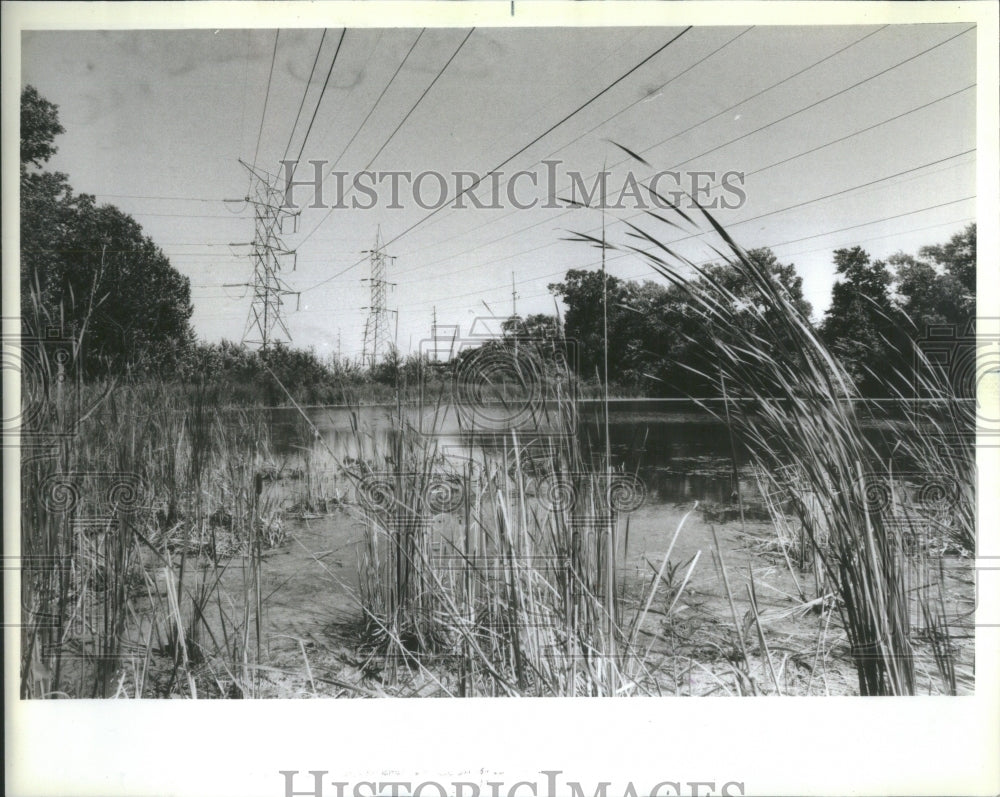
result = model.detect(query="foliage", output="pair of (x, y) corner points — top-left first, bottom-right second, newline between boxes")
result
(585, 192), (973, 695)
(892, 223), (976, 332)
(548, 229), (973, 399)
(920, 223), (976, 312)
(20, 85), (195, 376)
(817, 247), (902, 396)
(348, 382), (689, 697)
(500, 312), (562, 341)
(20, 85), (64, 167)
(20, 350), (281, 697)
(548, 249), (813, 396)
(547, 268), (632, 382)
(20, 84), (974, 403)
(818, 225), (976, 396)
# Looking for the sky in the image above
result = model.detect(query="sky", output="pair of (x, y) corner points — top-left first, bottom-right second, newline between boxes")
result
(20, 23), (977, 360)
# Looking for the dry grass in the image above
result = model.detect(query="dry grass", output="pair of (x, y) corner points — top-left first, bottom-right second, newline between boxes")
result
(20, 292), (286, 697)
(332, 355), (699, 697)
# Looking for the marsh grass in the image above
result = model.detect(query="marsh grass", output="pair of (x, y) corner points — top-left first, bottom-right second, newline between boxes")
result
(18, 180), (974, 697)
(335, 346), (698, 697)
(19, 295), (286, 696)
(586, 177), (974, 695)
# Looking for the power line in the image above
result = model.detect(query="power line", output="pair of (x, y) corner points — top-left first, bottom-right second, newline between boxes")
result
(328, 28), (427, 179)
(126, 211), (249, 219)
(443, 27), (750, 221)
(281, 29), (328, 165)
(292, 28), (449, 250)
(88, 194), (232, 203)
(442, 24), (966, 268)
(667, 25), (974, 174)
(294, 30), (426, 246)
(286, 29), (348, 183)
(399, 25), (888, 252)
(163, 253), (245, 259)
(160, 242), (253, 247)
(400, 67), (969, 271)
(623, 26), (889, 173)
(382, 198), (976, 318)
(298, 26), (692, 293)
(306, 22), (927, 292)
(281, 26), (973, 350)
(389, 174), (976, 312)
(737, 83), (974, 182)
(253, 30), (280, 174)
(727, 195), (975, 253)
(386, 141), (973, 288)
(550, 28), (755, 160)
(375, 27), (694, 256)
(237, 29), (252, 160)
(773, 215), (975, 260)
(363, 29), (471, 172)
(732, 149), (973, 226)
(389, 71), (974, 284)
(553, 151), (975, 270)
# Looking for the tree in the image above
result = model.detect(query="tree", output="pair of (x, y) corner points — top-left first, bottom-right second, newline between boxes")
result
(920, 223), (975, 304)
(547, 269), (642, 385)
(549, 250), (814, 397)
(883, 225), (977, 399)
(608, 278), (690, 393)
(20, 85), (195, 376)
(500, 313), (561, 341)
(698, 248), (813, 330)
(888, 225), (976, 337)
(889, 253), (952, 330)
(20, 85), (64, 168)
(641, 249), (813, 397)
(820, 247), (903, 396)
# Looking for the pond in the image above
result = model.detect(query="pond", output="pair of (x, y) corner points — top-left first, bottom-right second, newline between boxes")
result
(265, 399), (762, 512)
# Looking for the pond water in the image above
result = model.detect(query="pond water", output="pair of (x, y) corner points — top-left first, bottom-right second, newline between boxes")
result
(264, 400), (758, 511)
(260, 397), (956, 512)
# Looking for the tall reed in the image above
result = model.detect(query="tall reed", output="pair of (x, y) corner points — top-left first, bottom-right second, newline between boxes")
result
(19, 308), (281, 696)
(344, 342), (688, 696)
(591, 185), (973, 695)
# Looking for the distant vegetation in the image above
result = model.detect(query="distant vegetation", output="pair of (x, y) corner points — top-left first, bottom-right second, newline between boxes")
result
(548, 227), (974, 398)
(21, 85), (975, 403)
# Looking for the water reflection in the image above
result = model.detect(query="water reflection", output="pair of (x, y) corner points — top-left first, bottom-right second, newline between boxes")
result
(266, 404), (753, 508)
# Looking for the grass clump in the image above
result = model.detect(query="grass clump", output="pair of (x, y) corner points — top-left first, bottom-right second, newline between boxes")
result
(342, 348), (694, 697)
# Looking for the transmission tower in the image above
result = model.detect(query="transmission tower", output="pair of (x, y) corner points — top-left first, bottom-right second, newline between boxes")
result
(227, 159), (301, 351)
(361, 228), (396, 367)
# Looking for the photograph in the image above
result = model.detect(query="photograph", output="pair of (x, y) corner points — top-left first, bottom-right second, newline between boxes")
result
(4, 2), (998, 795)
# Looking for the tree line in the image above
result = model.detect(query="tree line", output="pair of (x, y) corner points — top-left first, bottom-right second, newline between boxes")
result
(545, 227), (974, 398)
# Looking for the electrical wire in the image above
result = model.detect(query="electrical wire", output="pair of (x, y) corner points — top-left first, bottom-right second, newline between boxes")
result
(252, 31), (280, 174)
(286, 29), (348, 184)
(281, 29), (329, 165)
(298, 26), (693, 292)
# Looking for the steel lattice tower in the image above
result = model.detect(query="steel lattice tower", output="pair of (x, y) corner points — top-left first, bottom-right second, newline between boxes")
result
(361, 228), (396, 367)
(230, 159), (300, 351)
